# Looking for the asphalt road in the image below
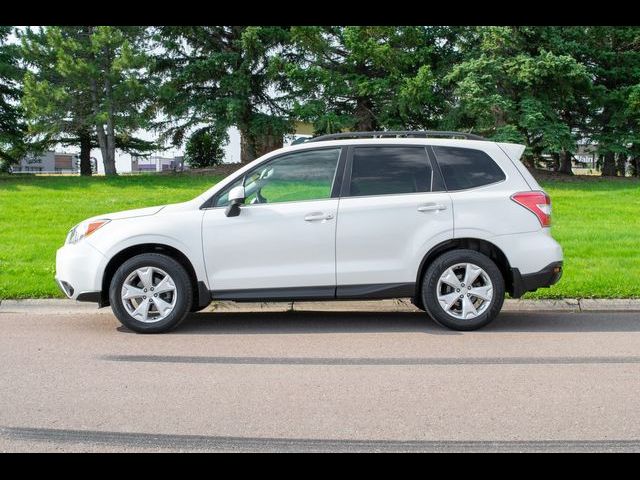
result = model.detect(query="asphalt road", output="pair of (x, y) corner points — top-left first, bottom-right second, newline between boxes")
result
(1, 308), (640, 452)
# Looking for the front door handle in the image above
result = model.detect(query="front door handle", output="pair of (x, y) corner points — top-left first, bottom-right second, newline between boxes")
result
(418, 203), (447, 212)
(304, 212), (334, 222)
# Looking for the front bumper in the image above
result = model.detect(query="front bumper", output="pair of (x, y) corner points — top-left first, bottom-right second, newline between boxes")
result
(55, 241), (107, 304)
(510, 261), (563, 298)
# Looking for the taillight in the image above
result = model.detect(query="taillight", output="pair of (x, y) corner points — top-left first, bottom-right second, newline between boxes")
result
(511, 191), (551, 227)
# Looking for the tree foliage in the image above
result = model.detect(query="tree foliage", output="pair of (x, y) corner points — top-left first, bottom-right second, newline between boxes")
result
(183, 126), (228, 168)
(280, 26), (462, 133)
(9, 25), (640, 177)
(444, 27), (591, 171)
(153, 26), (291, 163)
(20, 26), (158, 175)
(0, 26), (26, 172)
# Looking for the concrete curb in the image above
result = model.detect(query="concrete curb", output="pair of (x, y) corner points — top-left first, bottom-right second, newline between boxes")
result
(1, 297), (640, 314)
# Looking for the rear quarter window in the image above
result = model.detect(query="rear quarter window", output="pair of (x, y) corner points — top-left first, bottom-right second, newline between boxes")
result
(432, 146), (506, 191)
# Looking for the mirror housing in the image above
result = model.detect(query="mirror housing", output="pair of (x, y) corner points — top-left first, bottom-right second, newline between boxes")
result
(225, 185), (245, 217)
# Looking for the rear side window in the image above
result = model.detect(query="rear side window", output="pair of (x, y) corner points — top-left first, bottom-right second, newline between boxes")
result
(432, 146), (506, 191)
(349, 147), (437, 197)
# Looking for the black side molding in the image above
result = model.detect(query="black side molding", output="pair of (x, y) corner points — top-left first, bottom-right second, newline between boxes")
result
(511, 261), (563, 298)
(211, 286), (335, 302)
(210, 283), (417, 302)
(336, 283), (415, 299)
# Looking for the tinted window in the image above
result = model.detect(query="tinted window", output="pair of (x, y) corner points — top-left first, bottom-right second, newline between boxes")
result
(214, 148), (340, 207)
(432, 146), (506, 191)
(349, 147), (434, 197)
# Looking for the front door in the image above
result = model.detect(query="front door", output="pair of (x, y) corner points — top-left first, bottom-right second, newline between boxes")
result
(202, 147), (343, 298)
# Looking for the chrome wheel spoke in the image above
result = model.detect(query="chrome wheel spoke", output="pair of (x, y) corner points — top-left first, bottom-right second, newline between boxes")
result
(440, 268), (462, 289)
(151, 296), (172, 317)
(463, 264), (482, 287)
(461, 296), (477, 319)
(136, 268), (154, 290)
(469, 285), (492, 301)
(154, 274), (176, 295)
(438, 291), (460, 312)
(122, 284), (146, 300)
(122, 266), (177, 324)
(436, 262), (494, 321)
(131, 298), (151, 322)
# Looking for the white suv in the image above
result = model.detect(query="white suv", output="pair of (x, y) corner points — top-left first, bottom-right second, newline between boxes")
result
(55, 131), (563, 333)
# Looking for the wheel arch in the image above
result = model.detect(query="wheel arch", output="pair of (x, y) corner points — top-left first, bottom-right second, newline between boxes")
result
(415, 238), (514, 303)
(100, 243), (209, 309)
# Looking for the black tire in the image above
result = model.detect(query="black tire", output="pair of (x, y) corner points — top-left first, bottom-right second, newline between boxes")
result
(421, 249), (504, 331)
(109, 253), (193, 333)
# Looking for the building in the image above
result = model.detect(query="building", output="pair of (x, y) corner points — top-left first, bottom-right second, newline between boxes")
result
(12, 151), (97, 174)
(131, 155), (185, 173)
(574, 144), (597, 169)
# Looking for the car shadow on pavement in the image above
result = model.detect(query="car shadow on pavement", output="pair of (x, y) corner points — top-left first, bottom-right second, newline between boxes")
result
(117, 311), (460, 335)
(115, 310), (640, 335)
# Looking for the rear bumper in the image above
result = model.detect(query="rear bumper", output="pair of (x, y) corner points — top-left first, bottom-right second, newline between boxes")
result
(510, 261), (563, 298)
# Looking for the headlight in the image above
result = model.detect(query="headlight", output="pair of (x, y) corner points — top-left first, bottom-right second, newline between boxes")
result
(66, 219), (110, 245)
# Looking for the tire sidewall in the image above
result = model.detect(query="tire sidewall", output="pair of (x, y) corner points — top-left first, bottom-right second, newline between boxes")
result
(109, 253), (193, 333)
(421, 249), (505, 331)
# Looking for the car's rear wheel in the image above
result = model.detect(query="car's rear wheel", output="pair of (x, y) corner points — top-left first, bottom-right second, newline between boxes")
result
(109, 253), (193, 333)
(421, 249), (504, 331)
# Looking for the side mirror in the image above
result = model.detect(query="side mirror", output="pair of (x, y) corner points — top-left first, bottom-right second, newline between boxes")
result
(225, 185), (245, 217)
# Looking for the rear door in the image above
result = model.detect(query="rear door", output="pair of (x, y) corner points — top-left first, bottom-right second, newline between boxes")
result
(335, 145), (454, 296)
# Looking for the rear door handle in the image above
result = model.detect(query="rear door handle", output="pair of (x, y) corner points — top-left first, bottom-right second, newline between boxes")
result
(304, 212), (334, 222)
(417, 203), (447, 212)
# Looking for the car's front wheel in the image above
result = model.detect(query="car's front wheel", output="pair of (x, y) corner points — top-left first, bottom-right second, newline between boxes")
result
(421, 249), (504, 331)
(109, 253), (193, 333)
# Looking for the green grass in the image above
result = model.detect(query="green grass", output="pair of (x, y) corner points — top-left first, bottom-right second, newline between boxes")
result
(0, 174), (638, 299)
(0, 174), (222, 299)
(527, 178), (640, 299)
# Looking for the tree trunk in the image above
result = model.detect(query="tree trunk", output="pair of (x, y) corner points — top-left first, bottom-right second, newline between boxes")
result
(240, 127), (282, 163)
(521, 154), (535, 169)
(550, 152), (560, 172)
(240, 126), (258, 164)
(601, 152), (617, 176)
(354, 97), (376, 131)
(89, 77), (116, 175)
(79, 129), (93, 176)
(559, 150), (573, 175)
(104, 76), (117, 176)
(616, 153), (627, 177)
(631, 157), (640, 177)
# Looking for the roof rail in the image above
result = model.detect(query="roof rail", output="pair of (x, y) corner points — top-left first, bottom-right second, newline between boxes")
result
(306, 130), (486, 143)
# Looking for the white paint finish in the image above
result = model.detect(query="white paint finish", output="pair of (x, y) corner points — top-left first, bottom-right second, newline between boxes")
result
(336, 193), (453, 285)
(490, 230), (563, 275)
(202, 200), (339, 290)
(450, 185), (543, 237)
(497, 142), (542, 190)
(55, 241), (108, 296)
(496, 142), (526, 161)
(55, 136), (564, 307)
(84, 202), (208, 287)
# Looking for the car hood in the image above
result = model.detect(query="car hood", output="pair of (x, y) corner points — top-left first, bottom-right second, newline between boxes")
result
(88, 205), (166, 222)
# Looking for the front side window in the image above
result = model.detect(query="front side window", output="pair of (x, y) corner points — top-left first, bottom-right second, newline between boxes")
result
(348, 146), (435, 197)
(214, 148), (341, 207)
(432, 146), (506, 191)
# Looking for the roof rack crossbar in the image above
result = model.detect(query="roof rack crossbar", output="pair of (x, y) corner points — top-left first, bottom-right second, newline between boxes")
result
(306, 130), (486, 142)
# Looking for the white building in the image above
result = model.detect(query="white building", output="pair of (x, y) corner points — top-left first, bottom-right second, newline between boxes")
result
(12, 151), (97, 174)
